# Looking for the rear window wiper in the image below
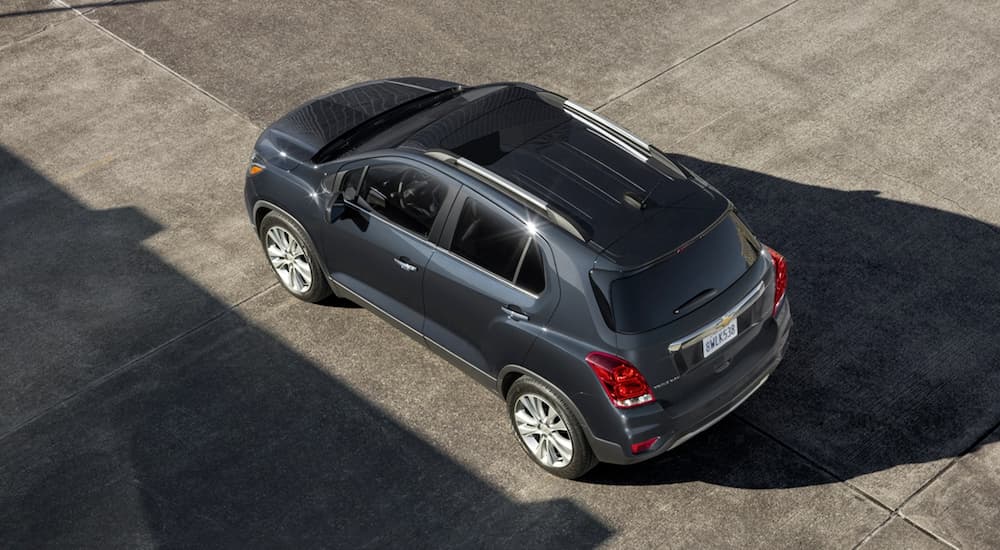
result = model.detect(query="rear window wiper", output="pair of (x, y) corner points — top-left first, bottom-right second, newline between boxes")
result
(673, 287), (718, 316)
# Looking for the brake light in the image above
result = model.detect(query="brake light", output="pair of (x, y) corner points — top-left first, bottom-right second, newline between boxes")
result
(768, 247), (787, 316)
(586, 352), (655, 408)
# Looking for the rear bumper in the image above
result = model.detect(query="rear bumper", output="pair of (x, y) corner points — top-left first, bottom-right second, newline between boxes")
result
(587, 299), (792, 465)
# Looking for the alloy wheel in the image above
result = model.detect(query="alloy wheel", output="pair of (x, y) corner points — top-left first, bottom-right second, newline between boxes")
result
(513, 393), (574, 468)
(265, 226), (312, 293)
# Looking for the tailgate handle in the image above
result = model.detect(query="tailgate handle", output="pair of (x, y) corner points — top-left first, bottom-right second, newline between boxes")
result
(501, 305), (529, 322)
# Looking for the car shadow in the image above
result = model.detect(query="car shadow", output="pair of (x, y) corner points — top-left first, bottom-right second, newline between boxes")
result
(0, 146), (611, 547)
(585, 155), (1000, 491)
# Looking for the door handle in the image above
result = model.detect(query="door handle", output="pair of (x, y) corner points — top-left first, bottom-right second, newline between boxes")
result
(394, 257), (418, 272)
(501, 305), (529, 322)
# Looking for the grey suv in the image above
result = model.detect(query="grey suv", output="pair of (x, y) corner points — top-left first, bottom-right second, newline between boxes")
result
(244, 78), (791, 478)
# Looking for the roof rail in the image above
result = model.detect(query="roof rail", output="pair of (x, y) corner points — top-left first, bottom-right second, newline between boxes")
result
(425, 150), (587, 241)
(563, 100), (686, 180)
(563, 100), (650, 154)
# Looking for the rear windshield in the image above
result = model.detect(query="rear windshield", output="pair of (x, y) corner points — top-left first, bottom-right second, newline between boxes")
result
(609, 213), (761, 333)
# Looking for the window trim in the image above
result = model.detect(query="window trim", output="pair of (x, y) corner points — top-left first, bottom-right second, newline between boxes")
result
(441, 188), (548, 297)
(333, 156), (460, 244)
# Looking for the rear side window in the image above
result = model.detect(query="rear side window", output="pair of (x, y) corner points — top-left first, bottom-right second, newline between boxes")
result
(449, 196), (545, 294)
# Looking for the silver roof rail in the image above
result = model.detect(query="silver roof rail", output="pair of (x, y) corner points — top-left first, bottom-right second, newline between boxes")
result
(454, 158), (548, 211)
(563, 100), (650, 154)
(425, 151), (586, 241)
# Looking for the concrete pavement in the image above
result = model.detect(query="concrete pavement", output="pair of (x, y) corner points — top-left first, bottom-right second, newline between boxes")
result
(2, 1), (999, 547)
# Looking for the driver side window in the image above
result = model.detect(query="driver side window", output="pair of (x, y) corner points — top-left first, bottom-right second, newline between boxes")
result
(346, 163), (451, 238)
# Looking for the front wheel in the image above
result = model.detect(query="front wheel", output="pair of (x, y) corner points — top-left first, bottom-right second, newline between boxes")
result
(506, 376), (598, 479)
(258, 211), (331, 303)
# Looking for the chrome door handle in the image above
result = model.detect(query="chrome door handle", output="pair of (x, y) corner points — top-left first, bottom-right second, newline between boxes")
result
(501, 305), (529, 322)
(394, 257), (418, 272)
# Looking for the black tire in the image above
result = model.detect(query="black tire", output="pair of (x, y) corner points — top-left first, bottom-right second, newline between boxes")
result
(506, 376), (598, 479)
(258, 210), (332, 303)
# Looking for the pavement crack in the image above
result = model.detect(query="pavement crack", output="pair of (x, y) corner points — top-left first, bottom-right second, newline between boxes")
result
(593, 0), (805, 112)
(846, 155), (996, 225)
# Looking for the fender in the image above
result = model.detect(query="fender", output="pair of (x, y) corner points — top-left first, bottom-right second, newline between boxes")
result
(253, 200), (334, 286)
(496, 364), (626, 464)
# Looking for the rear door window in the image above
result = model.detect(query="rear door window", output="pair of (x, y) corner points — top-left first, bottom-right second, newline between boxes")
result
(449, 196), (545, 294)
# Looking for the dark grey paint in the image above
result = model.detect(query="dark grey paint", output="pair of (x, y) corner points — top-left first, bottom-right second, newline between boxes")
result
(245, 79), (792, 465)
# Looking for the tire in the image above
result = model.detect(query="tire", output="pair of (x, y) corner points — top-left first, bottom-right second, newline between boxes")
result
(506, 376), (598, 479)
(258, 210), (332, 303)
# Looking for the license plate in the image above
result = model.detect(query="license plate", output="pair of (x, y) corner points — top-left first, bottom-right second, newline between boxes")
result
(703, 318), (738, 358)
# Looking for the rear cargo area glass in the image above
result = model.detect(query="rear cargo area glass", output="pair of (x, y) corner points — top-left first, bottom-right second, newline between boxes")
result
(610, 213), (760, 333)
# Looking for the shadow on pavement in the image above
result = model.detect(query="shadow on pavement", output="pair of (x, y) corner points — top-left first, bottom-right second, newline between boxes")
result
(588, 156), (1000, 491)
(0, 146), (611, 547)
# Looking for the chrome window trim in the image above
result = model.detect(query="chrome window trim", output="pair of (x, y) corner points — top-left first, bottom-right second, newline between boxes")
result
(346, 199), (545, 299)
(435, 244), (542, 300)
(667, 280), (766, 353)
(343, 200), (434, 243)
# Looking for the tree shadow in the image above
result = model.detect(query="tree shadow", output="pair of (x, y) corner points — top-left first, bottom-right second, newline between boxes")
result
(0, 146), (611, 547)
(586, 155), (1000, 491)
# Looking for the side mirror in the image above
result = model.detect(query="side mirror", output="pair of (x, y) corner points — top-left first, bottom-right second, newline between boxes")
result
(342, 185), (359, 203)
(330, 190), (349, 222)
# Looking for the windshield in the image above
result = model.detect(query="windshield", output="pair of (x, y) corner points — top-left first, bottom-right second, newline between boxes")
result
(311, 87), (466, 163)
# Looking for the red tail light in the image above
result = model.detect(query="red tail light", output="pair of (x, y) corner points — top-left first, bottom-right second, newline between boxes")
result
(586, 352), (655, 409)
(768, 247), (787, 316)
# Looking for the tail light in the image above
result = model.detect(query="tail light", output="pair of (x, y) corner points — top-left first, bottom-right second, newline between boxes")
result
(767, 247), (787, 316)
(586, 352), (655, 408)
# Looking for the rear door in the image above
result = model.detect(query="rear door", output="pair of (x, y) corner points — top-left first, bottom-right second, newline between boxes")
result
(422, 188), (559, 378)
(321, 158), (459, 333)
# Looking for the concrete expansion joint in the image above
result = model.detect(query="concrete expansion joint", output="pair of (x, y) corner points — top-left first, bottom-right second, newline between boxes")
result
(593, 0), (805, 113)
(737, 413), (965, 548)
(51, 0), (260, 129)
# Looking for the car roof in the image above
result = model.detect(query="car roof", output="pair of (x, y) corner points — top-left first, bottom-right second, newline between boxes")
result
(388, 84), (729, 267)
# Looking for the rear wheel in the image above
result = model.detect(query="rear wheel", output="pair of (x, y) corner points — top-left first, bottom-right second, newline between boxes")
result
(506, 376), (598, 479)
(258, 211), (331, 303)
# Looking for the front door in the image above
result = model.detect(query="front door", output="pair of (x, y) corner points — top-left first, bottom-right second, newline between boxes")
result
(321, 158), (458, 333)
